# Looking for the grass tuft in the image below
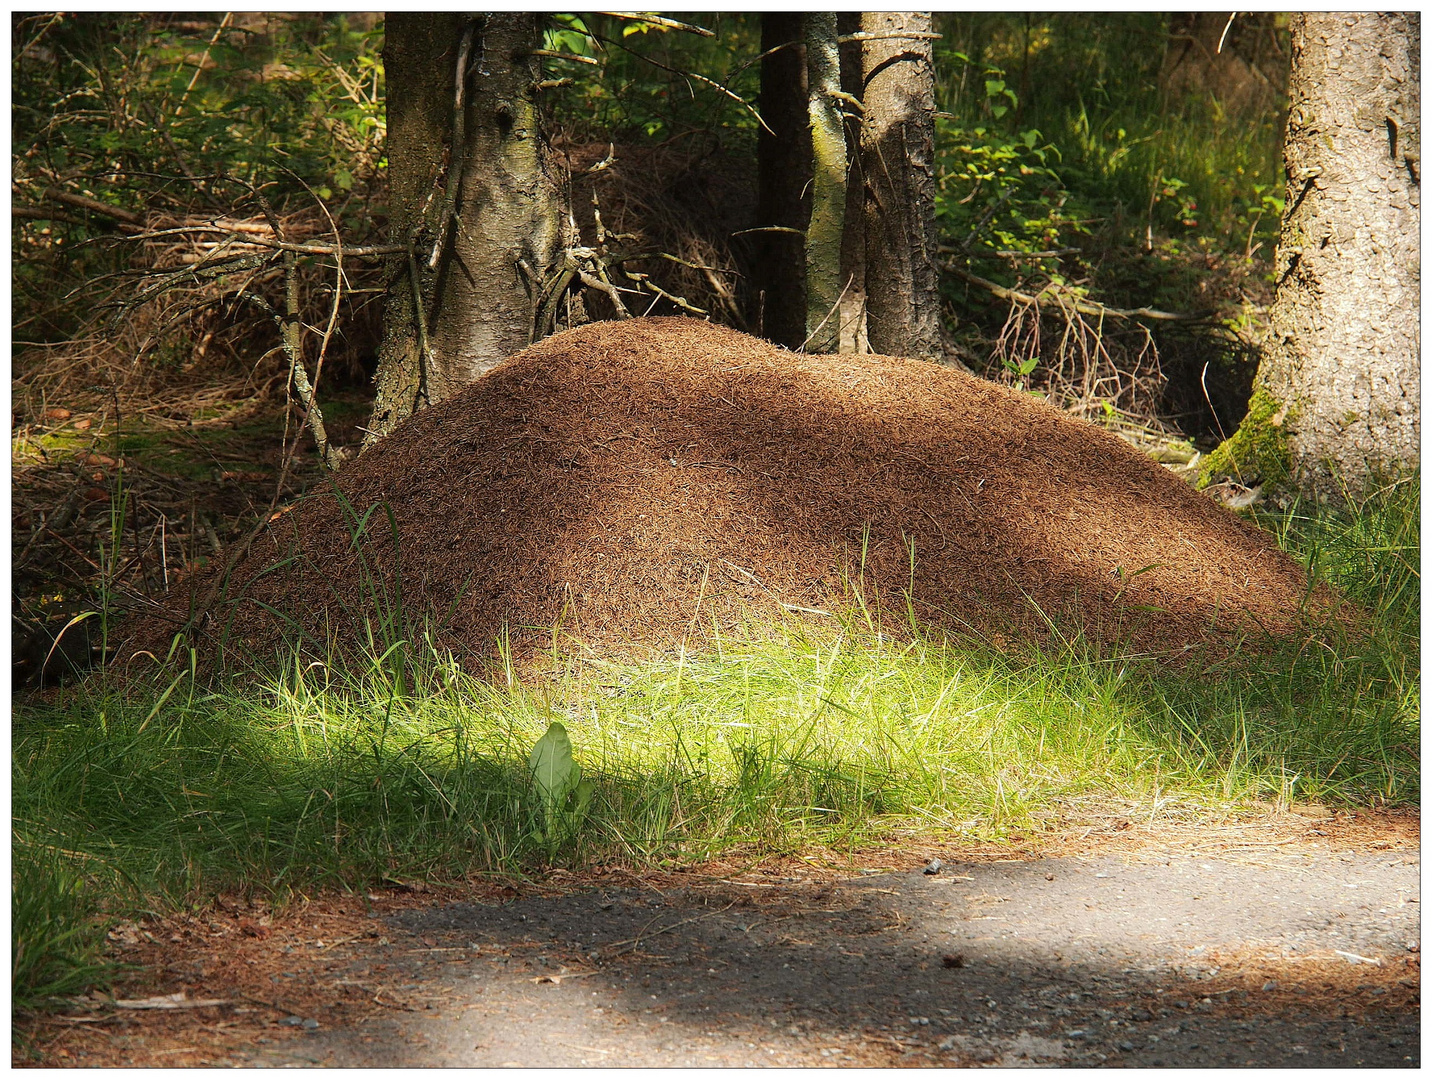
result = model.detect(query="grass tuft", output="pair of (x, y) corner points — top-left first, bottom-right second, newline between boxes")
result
(12, 844), (117, 1013)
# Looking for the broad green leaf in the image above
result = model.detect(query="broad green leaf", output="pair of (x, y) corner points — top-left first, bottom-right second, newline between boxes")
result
(529, 722), (579, 805)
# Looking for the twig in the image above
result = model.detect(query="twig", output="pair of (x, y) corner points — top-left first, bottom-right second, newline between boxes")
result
(732, 226), (805, 238)
(994, 247), (1082, 258)
(100, 224), (401, 258)
(945, 263), (1205, 323)
(530, 48), (599, 66)
(243, 186), (338, 473)
(579, 269), (631, 317)
(603, 901), (737, 957)
(38, 186), (142, 225)
(591, 31), (772, 134)
(595, 12), (714, 37)
(429, 20), (476, 272)
(175, 13), (234, 116)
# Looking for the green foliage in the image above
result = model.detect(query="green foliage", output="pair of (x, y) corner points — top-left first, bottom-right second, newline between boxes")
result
(540, 13), (762, 145)
(527, 722), (596, 852)
(935, 13), (1288, 249)
(933, 63), (1073, 263)
(12, 13), (385, 344)
(12, 844), (116, 1012)
(13, 13), (383, 208)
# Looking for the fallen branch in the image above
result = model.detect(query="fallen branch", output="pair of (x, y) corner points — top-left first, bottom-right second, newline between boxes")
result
(944, 263), (1207, 323)
(40, 186), (143, 225)
(113, 992), (229, 1010)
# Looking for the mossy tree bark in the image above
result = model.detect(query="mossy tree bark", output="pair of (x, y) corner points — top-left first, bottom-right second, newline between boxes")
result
(1209, 13), (1419, 498)
(365, 13), (563, 449)
(754, 13), (810, 350)
(804, 12), (846, 354)
(859, 11), (942, 361)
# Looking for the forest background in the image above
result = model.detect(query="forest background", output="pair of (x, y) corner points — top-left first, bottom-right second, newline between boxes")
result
(10, 12), (1419, 1017)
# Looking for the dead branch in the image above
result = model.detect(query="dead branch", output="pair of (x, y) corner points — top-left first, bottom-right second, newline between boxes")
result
(945, 263), (1207, 323)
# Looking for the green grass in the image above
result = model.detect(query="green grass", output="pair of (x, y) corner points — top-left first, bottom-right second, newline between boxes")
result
(12, 478), (1419, 1011)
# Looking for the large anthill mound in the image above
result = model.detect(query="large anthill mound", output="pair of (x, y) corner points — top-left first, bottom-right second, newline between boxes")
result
(138, 318), (1329, 667)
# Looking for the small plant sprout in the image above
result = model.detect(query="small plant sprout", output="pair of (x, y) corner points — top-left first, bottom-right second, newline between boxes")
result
(527, 722), (596, 854)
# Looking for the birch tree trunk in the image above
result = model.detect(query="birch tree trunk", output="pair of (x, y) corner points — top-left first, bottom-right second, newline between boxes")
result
(860, 11), (942, 361)
(1206, 12), (1419, 498)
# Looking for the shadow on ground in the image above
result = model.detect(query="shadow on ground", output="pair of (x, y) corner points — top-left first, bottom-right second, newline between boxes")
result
(232, 848), (1418, 1068)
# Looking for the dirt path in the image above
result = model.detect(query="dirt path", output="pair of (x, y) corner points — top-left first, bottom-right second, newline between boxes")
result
(17, 813), (1418, 1069)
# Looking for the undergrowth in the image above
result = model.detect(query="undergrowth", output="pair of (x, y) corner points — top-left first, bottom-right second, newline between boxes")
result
(11, 478), (1419, 1012)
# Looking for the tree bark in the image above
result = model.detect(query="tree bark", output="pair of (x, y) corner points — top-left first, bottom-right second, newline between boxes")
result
(754, 13), (809, 349)
(430, 12), (563, 392)
(365, 13), (563, 449)
(1205, 13), (1419, 498)
(804, 12), (846, 354)
(860, 11), (942, 361)
(365, 13), (464, 449)
(837, 11), (867, 353)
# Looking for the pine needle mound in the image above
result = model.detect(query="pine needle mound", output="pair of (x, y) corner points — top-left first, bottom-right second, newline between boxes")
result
(148, 317), (1328, 667)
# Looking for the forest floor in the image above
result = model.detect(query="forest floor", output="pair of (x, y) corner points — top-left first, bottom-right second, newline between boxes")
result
(15, 809), (1419, 1069)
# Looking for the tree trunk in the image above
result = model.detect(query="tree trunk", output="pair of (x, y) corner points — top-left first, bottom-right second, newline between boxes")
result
(430, 13), (563, 391)
(365, 13), (563, 449)
(754, 13), (809, 349)
(365, 13), (465, 449)
(837, 11), (867, 353)
(803, 12), (846, 354)
(860, 11), (942, 361)
(1204, 13), (1419, 498)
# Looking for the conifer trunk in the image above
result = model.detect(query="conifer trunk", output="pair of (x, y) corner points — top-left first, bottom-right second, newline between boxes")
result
(837, 12), (867, 353)
(366, 13), (562, 449)
(860, 11), (942, 360)
(754, 13), (810, 349)
(365, 13), (464, 448)
(1210, 12), (1419, 497)
(430, 13), (562, 391)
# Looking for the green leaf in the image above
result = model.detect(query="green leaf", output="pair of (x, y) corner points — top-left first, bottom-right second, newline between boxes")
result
(573, 778), (595, 819)
(984, 79), (1006, 98)
(529, 722), (580, 807)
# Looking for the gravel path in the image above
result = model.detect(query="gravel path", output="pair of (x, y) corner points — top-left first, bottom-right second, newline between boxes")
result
(229, 847), (1419, 1069)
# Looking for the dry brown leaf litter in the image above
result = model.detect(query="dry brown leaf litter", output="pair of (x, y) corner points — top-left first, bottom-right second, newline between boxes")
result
(131, 317), (1330, 668)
